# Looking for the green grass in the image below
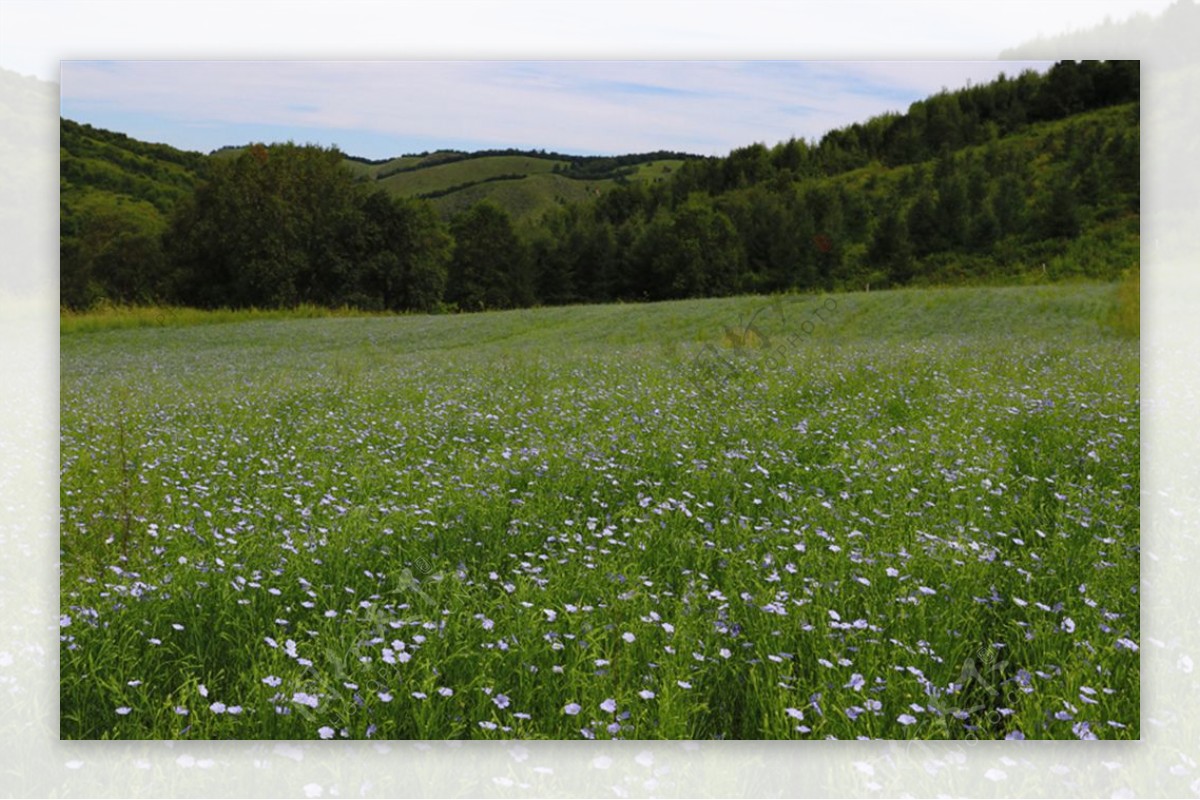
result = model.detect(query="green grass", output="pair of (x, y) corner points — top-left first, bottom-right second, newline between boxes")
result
(60, 282), (1139, 740)
(375, 155), (569, 197)
(424, 172), (605, 223)
(60, 303), (392, 335)
(374, 157), (687, 222)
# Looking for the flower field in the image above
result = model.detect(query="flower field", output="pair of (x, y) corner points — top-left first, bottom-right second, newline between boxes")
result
(59, 283), (1139, 739)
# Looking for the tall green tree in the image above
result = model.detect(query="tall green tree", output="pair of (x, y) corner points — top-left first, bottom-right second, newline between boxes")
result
(168, 142), (367, 308)
(636, 195), (744, 300)
(869, 206), (914, 285)
(1038, 172), (1081, 239)
(359, 191), (452, 312)
(447, 202), (527, 311)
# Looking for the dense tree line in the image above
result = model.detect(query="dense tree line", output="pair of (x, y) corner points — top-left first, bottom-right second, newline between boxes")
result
(168, 143), (452, 310)
(60, 60), (1139, 312)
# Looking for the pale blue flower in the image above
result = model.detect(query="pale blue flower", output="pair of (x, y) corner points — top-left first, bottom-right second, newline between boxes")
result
(292, 692), (319, 708)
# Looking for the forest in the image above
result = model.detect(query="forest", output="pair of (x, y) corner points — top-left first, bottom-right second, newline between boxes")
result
(59, 60), (1139, 312)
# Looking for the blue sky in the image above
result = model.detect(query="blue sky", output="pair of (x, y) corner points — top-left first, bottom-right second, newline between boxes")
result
(59, 60), (1060, 160)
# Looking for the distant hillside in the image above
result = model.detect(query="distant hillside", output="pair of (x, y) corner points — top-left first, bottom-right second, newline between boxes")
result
(60, 60), (1138, 313)
(394, 155), (691, 223)
(210, 144), (703, 223)
(526, 60), (1139, 304)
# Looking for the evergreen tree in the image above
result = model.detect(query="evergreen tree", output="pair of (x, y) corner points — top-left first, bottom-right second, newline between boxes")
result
(868, 206), (914, 285)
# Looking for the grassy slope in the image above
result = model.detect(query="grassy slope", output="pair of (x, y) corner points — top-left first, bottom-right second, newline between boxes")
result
(377, 157), (687, 222)
(374, 155), (568, 196)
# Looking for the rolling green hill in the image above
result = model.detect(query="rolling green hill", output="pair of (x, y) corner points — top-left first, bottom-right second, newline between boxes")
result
(60, 60), (1139, 313)
(406, 159), (687, 222)
(209, 144), (702, 223)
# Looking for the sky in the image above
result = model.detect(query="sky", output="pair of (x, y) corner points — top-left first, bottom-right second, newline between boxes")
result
(59, 59), (1064, 160)
(22, 0), (1174, 160)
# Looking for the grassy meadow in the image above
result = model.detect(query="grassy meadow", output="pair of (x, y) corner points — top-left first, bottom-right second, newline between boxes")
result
(59, 283), (1139, 740)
